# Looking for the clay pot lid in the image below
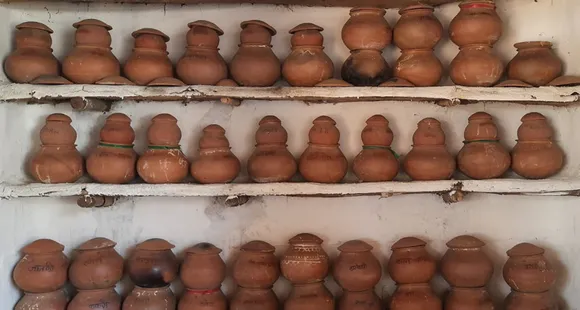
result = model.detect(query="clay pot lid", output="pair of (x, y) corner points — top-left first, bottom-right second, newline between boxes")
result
(47, 113), (72, 123)
(459, 0), (496, 8)
(289, 23), (323, 34)
(367, 114), (388, 124)
(216, 79), (238, 87)
(507, 242), (545, 256)
(547, 76), (580, 87)
(350, 7), (386, 15)
(77, 237), (117, 250)
(259, 115), (281, 125)
(22, 239), (64, 254)
(514, 41), (553, 50)
(186, 242), (222, 254)
(152, 113), (177, 123)
(241, 240), (275, 252)
(107, 113), (131, 123)
(96, 76), (135, 85)
(148, 77), (185, 86)
(241, 20), (277, 36)
(313, 115), (336, 125)
(468, 111), (492, 122)
(391, 237), (426, 250)
(379, 78), (415, 87)
(399, 4), (434, 14)
(132, 28), (170, 42)
(188, 20), (224, 36)
(136, 238), (175, 251)
(521, 112), (546, 122)
(338, 240), (373, 252)
(31, 75), (73, 85)
(73, 19), (112, 30)
(315, 78), (352, 87)
(495, 80), (533, 88)
(203, 124), (226, 134)
(289, 233), (323, 245)
(446, 235), (485, 248)
(16, 21), (53, 33)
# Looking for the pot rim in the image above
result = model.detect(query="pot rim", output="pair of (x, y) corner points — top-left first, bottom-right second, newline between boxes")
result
(16, 21), (53, 33)
(514, 41), (553, 50)
(188, 20), (224, 36)
(73, 19), (112, 30)
(132, 28), (170, 42)
(289, 23), (323, 34)
(459, 0), (496, 9)
(349, 7), (386, 16)
(240, 20), (277, 36)
(398, 4), (434, 15)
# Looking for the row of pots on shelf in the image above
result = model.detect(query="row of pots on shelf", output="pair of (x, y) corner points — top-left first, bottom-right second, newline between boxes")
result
(13, 234), (558, 310)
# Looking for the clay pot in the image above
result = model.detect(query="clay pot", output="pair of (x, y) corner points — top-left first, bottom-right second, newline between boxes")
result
(177, 21), (228, 85)
(342, 8), (392, 50)
(394, 49), (442, 86)
(338, 289), (381, 310)
(341, 49), (391, 86)
(127, 238), (178, 288)
(181, 242), (226, 290)
(449, 44), (503, 87)
(231, 287), (279, 310)
(281, 233), (329, 284)
(63, 19), (120, 84)
(191, 124), (241, 184)
(137, 114), (189, 184)
(123, 285), (176, 310)
(445, 287), (494, 310)
(511, 113), (564, 179)
(390, 283), (441, 310)
(403, 118), (455, 181)
(5, 22), (59, 83)
(87, 113), (137, 184)
(449, 0), (502, 46)
(353, 115), (399, 182)
(299, 116), (348, 183)
(440, 235), (493, 288)
(233, 240), (280, 288)
(504, 291), (558, 310)
(13, 240), (68, 293)
(394, 5), (442, 50)
(230, 20), (280, 86)
(388, 237), (436, 284)
(248, 116), (297, 183)
(178, 288), (227, 310)
(457, 112), (510, 180)
(285, 282), (334, 310)
(333, 240), (381, 291)
(68, 288), (121, 310)
(124, 28), (173, 86)
(69, 237), (124, 290)
(507, 41), (563, 87)
(503, 243), (556, 293)
(15, 289), (68, 310)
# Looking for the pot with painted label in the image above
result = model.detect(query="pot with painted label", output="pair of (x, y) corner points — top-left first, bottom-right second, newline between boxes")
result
(69, 237), (124, 290)
(128, 238), (178, 288)
(123, 285), (176, 310)
(181, 242), (226, 290)
(231, 287), (278, 310)
(333, 240), (381, 291)
(503, 242), (556, 293)
(281, 233), (329, 284)
(13, 239), (69, 293)
(285, 282), (334, 310)
(15, 289), (68, 310)
(67, 287), (121, 310)
(178, 287), (227, 310)
(445, 287), (493, 310)
(233, 240), (280, 288)
(390, 283), (441, 310)
(338, 289), (381, 310)
(387, 237), (436, 284)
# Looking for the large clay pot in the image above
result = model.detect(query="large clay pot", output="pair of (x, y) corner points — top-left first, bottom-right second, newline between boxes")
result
(15, 289), (68, 310)
(503, 242), (556, 293)
(457, 112), (510, 180)
(333, 240), (381, 292)
(285, 282), (334, 310)
(449, 44), (503, 87)
(124, 28), (173, 86)
(390, 283), (441, 310)
(68, 288), (121, 310)
(233, 240), (280, 288)
(387, 237), (436, 284)
(5, 21), (59, 83)
(507, 41), (563, 87)
(13, 239), (68, 293)
(87, 113), (137, 184)
(394, 5), (442, 50)
(69, 237), (124, 290)
(181, 242), (226, 290)
(504, 290), (558, 310)
(353, 115), (399, 182)
(342, 8), (391, 51)
(281, 233), (329, 284)
(440, 235), (493, 288)
(123, 285), (176, 310)
(191, 124), (241, 184)
(231, 287), (278, 310)
(178, 288), (227, 310)
(445, 287), (494, 310)
(449, 0), (502, 46)
(127, 238), (178, 288)
(337, 289), (381, 310)
(403, 118), (455, 181)
(62, 19), (120, 84)
(394, 48), (442, 86)
(341, 49), (391, 86)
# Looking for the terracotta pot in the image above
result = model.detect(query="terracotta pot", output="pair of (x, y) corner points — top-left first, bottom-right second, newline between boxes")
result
(440, 235), (493, 288)
(390, 283), (441, 310)
(403, 118), (455, 181)
(449, 44), (503, 87)
(233, 240), (280, 288)
(394, 49), (442, 86)
(137, 114), (189, 184)
(445, 287), (494, 310)
(341, 49), (391, 86)
(353, 115), (399, 182)
(69, 237), (124, 290)
(5, 22), (59, 83)
(333, 240), (381, 291)
(13, 239), (68, 293)
(342, 8), (391, 50)
(181, 242), (226, 290)
(68, 288), (121, 310)
(503, 243), (556, 293)
(281, 233), (329, 284)
(63, 19), (120, 84)
(511, 113), (564, 179)
(231, 287), (279, 310)
(388, 237), (436, 284)
(127, 238), (178, 288)
(125, 28), (173, 86)
(394, 5), (442, 50)
(285, 282), (334, 310)
(178, 288), (227, 310)
(457, 112), (510, 180)
(123, 285), (176, 310)
(87, 113), (137, 184)
(15, 289), (68, 310)
(449, 0), (502, 46)
(191, 124), (241, 184)
(507, 41), (563, 87)
(338, 289), (381, 310)
(504, 290), (557, 310)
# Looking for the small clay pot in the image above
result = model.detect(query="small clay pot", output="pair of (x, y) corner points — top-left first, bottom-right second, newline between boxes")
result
(281, 233), (329, 284)
(69, 237), (124, 290)
(231, 287), (278, 310)
(503, 243), (556, 293)
(341, 49), (391, 86)
(15, 289), (68, 310)
(353, 115), (399, 182)
(333, 240), (381, 292)
(68, 288), (121, 310)
(233, 240), (280, 288)
(13, 239), (68, 293)
(507, 41), (563, 87)
(394, 49), (442, 86)
(394, 5), (442, 50)
(440, 235), (493, 288)
(191, 124), (241, 184)
(504, 290), (558, 310)
(342, 8), (392, 50)
(449, 0), (502, 46)
(181, 242), (226, 290)
(449, 44), (504, 87)
(178, 288), (227, 310)
(125, 28), (173, 86)
(445, 287), (494, 310)
(388, 237), (436, 284)
(337, 289), (381, 310)
(123, 285), (176, 310)
(285, 282), (334, 310)
(127, 238), (178, 288)
(390, 283), (441, 310)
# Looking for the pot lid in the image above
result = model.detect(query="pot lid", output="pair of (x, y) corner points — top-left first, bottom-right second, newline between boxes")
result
(148, 77), (186, 86)
(349, 7), (386, 15)
(514, 41), (552, 50)
(460, 0), (496, 7)
(106, 113), (131, 123)
(152, 113), (178, 123)
(136, 238), (175, 251)
(47, 113), (72, 123)
(391, 237), (426, 250)
(73, 19), (112, 30)
(366, 114), (388, 125)
(77, 237), (117, 250)
(520, 112), (546, 122)
(241, 240), (275, 252)
(312, 115), (336, 125)
(186, 242), (222, 254)
(289, 23), (323, 34)
(216, 79), (238, 87)
(241, 20), (277, 36)
(22, 239), (64, 254)
(507, 242), (545, 256)
(132, 28), (170, 42)
(315, 78), (352, 87)
(468, 112), (492, 122)
(399, 4), (434, 14)
(258, 115), (281, 126)
(289, 233), (323, 245)
(446, 235), (485, 248)
(338, 240), (373, 252)
(495, 79), (533, 88)
(547, 75), (580, 87)
(16, 21), (53, 33)
(188, 20), (224, 36)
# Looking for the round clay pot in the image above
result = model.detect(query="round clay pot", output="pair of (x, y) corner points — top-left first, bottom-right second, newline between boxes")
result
(388, 237), (436, 284)
(341, 49), (391, 86)
(125, 28), (173, 86)
(333, 240), (381, 291)
(191, 124), (241, 184)
(394, 49), (442, 86)
(68, 288), (121, 310)
(231, 287), (278, 310)
(449, 0), (502, 46)
(233, 240), (280, 288)
(127, 238), (178, 288)
(285, 282), (334, 310)
(178, 288), (227, 310)
(504, 290), (557, 310)
(390, 283), (441, 310)
(449, 44), (504, 87)
(445, 287), (494, 310)
(337, 289), (381, 310)
(15, 289), (68, 310)
(281, 233), (329, 284)
(503, 243), (556, 293)
(181, 242), (226, 290)
(342, 8), (392, 50)
(123, 285), (176, 310)
(13, 239), (68, 293)
(353, 115), (399, 182)
(507, 41), (563, 87)
(394, 5), (442, 50)
(5, 22), (59, 83)
(69, 237), (124, 290)
(440, 235), (493, 287)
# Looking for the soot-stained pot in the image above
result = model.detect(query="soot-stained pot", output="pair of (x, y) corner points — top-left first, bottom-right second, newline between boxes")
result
(128, 238), (178, 288)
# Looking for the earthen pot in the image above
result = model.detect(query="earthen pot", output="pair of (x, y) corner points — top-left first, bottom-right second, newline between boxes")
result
(178, 288), (227, 310)
(449, 44), (503, 87)
(137, 114), (189, 184)
(127, 238), (178, 288)
(230, 20), (280, 86)
(333, 240), (381, 291)
(123, 285), (176, 310)
(5, 22), (59, 83)
(503, 243), (556, 293)
(177, 21), (228, 85)
(353, 115), (399, 182)
(394, 49), (442, 86)
(445, 287), (494, 310)
(181, 242), (226, 290)
(29, 113), (83, 184)
(457, 112), (510, 180)
(285, 282), (334, 310)
(504, 290), (558, 310)
(13, 239), (68, 293)
(342, 8), (391, 51)
(338, 289), (381, 310)
(388, 237), (436, 284)
(62, 19), (120, 84)
(449, 0), (502, 46)
(191, 124), (241, 184)
(231, 287), (279, 310)
(124, 28), (173, 86)
(15, 289), (68, 310)
(440, 235), (493, 287)
(394, 5), (442, 50)
(507, 41), (563, 87)
(511, 113), (564, 179)
(281, 233), (329, 284)
(69, 237), (124, 290)
(233, 240), (280, 288)
(390, 283), (441, 310)
(341, 49), (391, 86)
(67, 287), (121, 310)
(87, 113), (137, 184)
(403, 118), (455, 181)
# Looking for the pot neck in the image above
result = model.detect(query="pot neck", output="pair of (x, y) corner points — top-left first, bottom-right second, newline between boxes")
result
(40, 144), (77, 149)
(133, 47), (168, 54)
(307, 142), (340, 148)
(187, 45), (219, 52)
(255, 143), (288, 148)
(291, 45), (324, 51)
(239, 43), (272, 48)
(74, 45), (112, 51)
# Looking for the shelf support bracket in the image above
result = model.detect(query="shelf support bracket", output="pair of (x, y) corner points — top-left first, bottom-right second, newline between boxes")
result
(441, 182), (465, 204)
(70, 97), (112, 112)
(77, 190), (116, 208)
